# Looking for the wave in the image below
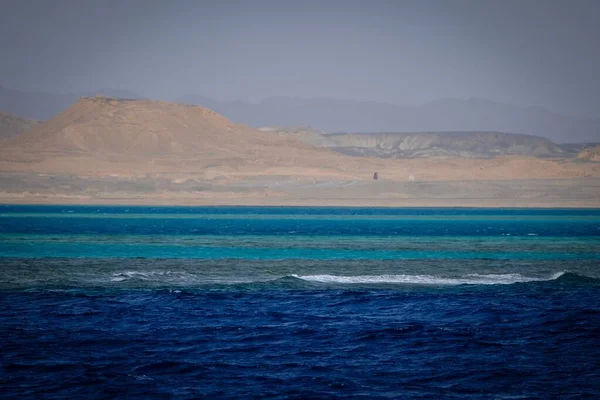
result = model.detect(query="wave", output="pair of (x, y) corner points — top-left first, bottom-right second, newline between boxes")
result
(109, 270), (257, 285)
(291, 271), (567, 286)
(100, 270), (598, 289)
(4, 270), (596, 291)
(110, 270), (200, 283)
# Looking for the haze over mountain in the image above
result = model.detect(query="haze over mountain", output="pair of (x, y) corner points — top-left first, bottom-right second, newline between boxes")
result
(0, 85), (142, 120)
(3, 85), (598, 143)
(3, 1), (600, 120)
(177, 95), (600, 143)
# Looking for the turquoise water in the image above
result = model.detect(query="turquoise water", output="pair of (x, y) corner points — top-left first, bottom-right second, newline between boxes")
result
(1, 234), (599, 260)
(1, 206), (599, 398)
(0, 205), (599, 288)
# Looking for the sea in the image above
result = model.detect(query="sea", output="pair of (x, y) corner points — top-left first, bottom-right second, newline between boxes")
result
(0, 205), (599, 399)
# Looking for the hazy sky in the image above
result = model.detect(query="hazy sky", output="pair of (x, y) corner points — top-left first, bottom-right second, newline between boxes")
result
(1, 0), (599, 117)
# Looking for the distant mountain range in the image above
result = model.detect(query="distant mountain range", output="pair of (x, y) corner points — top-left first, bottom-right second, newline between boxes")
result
(176, 95), (600, 144)
(325, 131), (568, 159)
(1, 85), (598, 143)
(263, 127), (600, 159)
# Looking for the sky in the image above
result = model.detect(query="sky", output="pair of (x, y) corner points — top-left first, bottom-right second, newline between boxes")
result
(1, 0), (599, 118)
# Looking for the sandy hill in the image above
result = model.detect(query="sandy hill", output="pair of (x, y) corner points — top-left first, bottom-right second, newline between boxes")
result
(0, 96), (368, 178)
(3, 96), (276, 156)
(0, 111), (39, 139)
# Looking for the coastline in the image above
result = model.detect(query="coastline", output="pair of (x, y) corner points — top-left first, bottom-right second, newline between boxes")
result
(1, 196), (599, 208)
(1, 176), (598, 209)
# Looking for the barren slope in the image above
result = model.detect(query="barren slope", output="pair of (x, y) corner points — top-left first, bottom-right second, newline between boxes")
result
(2, 96), (304, 157)
(0, 96), (369, 179)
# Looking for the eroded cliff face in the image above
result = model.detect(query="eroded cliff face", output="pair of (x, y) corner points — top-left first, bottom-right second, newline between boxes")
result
(324, 131), (569, 158)
(578, 146), (600, 162)
(271, 129), (569, 159)
(0, 111), (39, 139)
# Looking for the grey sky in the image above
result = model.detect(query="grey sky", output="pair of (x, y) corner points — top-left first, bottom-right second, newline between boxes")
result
(1, 0), (599, 117)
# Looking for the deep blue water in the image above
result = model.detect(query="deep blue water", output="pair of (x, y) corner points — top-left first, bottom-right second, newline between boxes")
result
(1, 206), (599, 398)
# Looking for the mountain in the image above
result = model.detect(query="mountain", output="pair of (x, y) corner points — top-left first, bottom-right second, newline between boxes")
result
(0, 96), (295, 157)
(0, 96), (347, 175)
(176, 95), (600, 143)
(0, 111), (39, 139)
(0, 85), (143, 120)
(322, 131), (568, 159)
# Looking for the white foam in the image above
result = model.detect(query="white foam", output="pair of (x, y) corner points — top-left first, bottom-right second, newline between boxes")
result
(108, 271), (262, 285)
(110, 270), (197, 282)
(292, 271), (566, 286)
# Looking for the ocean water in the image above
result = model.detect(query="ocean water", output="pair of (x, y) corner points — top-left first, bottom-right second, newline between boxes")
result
(0, 206), (599, 399)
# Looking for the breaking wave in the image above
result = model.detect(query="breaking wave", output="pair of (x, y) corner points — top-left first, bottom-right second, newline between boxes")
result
(291, 271), (567, 285)
(109, 271), (567, 286)
(110, 270), (198, 282)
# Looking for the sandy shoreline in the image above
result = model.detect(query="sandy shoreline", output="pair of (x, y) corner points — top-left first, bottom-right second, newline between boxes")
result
(1, 195), (598, 208)
(1, 172), (599, 209)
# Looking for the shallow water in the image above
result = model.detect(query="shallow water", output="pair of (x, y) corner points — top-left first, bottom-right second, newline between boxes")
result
(1, 206), (599, 398)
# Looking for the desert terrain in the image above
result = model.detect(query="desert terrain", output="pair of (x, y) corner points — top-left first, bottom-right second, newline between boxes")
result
(0, 96), (598, 207)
